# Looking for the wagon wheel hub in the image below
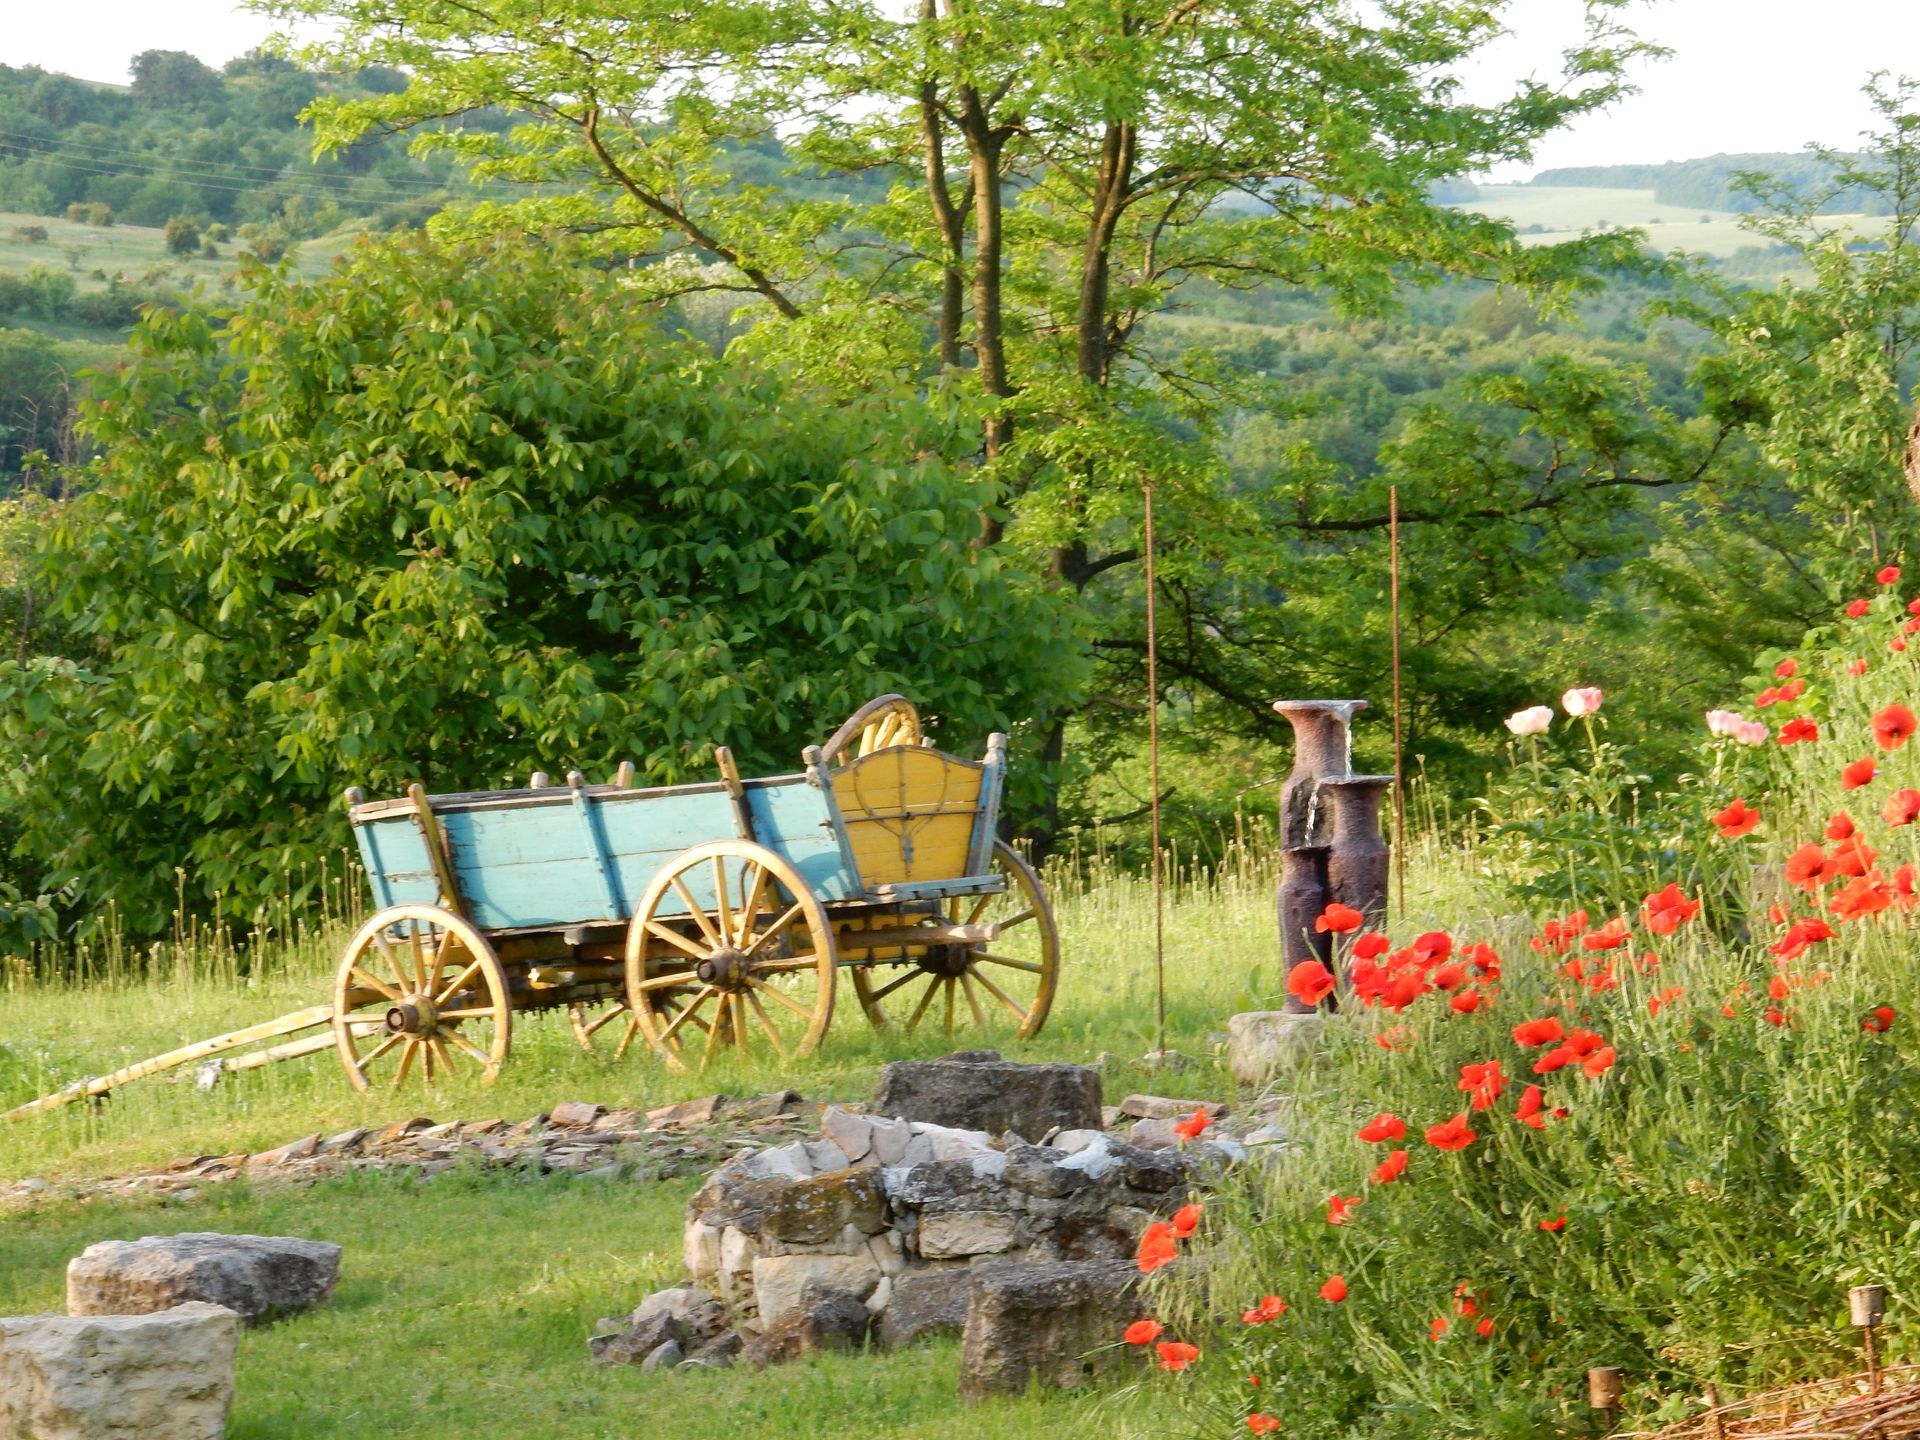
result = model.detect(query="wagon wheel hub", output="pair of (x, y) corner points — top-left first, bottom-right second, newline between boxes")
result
(384, 996), (438, 1036)
(696, 946), (752, 988)
(917, 943), (976, 978)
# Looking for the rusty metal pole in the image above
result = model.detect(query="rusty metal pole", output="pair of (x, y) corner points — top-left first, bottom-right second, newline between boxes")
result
(1851, 1283), (1888, 1395)
(1144, 480), (1166, 1059)
(1389, 485), (1406, 918)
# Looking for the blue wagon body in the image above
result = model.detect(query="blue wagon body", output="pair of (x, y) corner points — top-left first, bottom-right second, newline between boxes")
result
(349, 771), (862, 932)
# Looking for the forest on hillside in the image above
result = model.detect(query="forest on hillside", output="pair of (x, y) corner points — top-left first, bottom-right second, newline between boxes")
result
(2, 14), (1919, 950)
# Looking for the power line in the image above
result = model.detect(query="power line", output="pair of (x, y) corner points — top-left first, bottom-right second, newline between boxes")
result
(0, 127), (453, 190)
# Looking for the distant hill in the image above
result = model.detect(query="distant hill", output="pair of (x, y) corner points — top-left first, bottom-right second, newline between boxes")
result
(1530, 152), (1888, 215)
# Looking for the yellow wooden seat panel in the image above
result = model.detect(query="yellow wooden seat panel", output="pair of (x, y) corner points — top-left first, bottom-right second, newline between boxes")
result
(828, 745), (986, 888)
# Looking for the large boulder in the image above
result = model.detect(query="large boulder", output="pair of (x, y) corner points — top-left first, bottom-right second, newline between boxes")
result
(67, 1233), (341, 1326)
(0, 1302), (239, 1440)
(958, 1260), (1141, 1402)
(742, 1287), (872, 1368)
(876, 1266), (974, 1349)
(872, 1052), (1102, 1139)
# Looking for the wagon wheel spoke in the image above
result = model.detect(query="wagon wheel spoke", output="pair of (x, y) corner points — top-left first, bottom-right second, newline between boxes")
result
(742, 987), (789, 1060)
(355, 1031), (405, 1071)
(433, 957), (485, 1007)
(970, 965), (1033, 1022)
(373, 936), (411, 995)
(974, 952), (1044, 974)
(865, 968), (924, 1005)
(712, 857), (735, 950)
(348, 966), (402, 1004)
(656, 985), (718, 1046)
(742, 902), (805, 958)
(748, 974), (816, 1020)
(444, 1028), (492, 1067)
(903, 975), (942, 1036)
(734, 864), (768, 948)
(670, 876), (724, 947)
(700, 994), (731, 1069)
(393, 1038), (420, 1089)
(643, 920), (706, 960)
(961, 972), (991, 1032)
(634, 968), (701, 992)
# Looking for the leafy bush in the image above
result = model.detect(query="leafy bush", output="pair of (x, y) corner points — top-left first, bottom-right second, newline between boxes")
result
(0, 233), (1085, 936)
(1139, 570), (1920, 1438)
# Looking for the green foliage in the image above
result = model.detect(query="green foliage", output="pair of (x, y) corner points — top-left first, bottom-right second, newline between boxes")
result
(162, 216), (199, 256)
(0, 233), (1084, 935)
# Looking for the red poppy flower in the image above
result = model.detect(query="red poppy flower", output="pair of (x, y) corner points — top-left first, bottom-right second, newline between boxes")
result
(1648, 985), (1684, 1016)
(1883, 790), (1920, 827)
(1768, 975), (1790, 1001)
(1774, 657), (1798, 679)
(1864, 1006), (1897, 1032)
(1449, 990), (1483, 1014)
(1431, 962), (1467, 991)
(1516, 1084), (1546, 1130)
(1412, 931), (1453, 964)
(1874, 704), (1917, 751)
(1843, 757), (1879, 789)
(1246, 1416), (1281, 1436)
(1428, 1317), (1449, 1341)
(1895, 638), (1908, 653)
(1319, 1275), (1348, 1303)
(1778, 717), (1819, 745)
(1370, 1148), (1408, 1184)
(1325, 1193), (1360, 1225)
(1880, 564), (1902, 585)
(1382, 972), (1430, 1013)
(1827, 812), (1856, 840)
(1241, 1295), (1286, 1324)
(1458, 1059), (1508, 1111)
(1173, 1110), (1212, 1143)
(1825, 835), (1878, 880)
(1124, 1319), (1164, 1345)
(1906, 617), (1920, 635)
(1286, 960), (1336, 1007)
(1357, 1112), (1407, 1144)
(1642, 883), (1701, 935)
(1425, 1114), (1477, 1152)
(1137, 1221), (1178, 1273)
(1712, 798), (1760, 837)
(1465, 942), (1501, 976)
(1374, 1026), (1413, 1051)
(1765, 1006), (1789, 1028)
(1475, 1317), (1496, 1338)
(1848, 598), (1873, 618)
(1352, 930), (1391, 960)
(1156, 1340), (1200, 1371)
(1785, 843), (1829, 891)
(1170, 1202), (1203, 1237)
(1850, 658), (1870, 675)
(1539, 1215), (1567, 1231)
(1512, 1016), (1566, 1047)
(1769, 919), (1826, 960)
(1581, 1045), (1618, 1077)
(1831, 872), (1895, 921)
(1755, 686), (1781, 708)
(1315, 901), (1364, 934)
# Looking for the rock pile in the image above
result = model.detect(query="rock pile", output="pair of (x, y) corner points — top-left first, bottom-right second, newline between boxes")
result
(596, 1052), (1246, 1396)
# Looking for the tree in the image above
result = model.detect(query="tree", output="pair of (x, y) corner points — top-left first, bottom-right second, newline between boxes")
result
(0, 234), (1084, 934)
(128, 50), (223, 108)
(163, 215), (201, 255)
(266, 0), (1657, 845)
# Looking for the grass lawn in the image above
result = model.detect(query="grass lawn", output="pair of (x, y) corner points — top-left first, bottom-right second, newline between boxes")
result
(0, 208), (362, 292)
(3, 844), (1492, 1437)
(1446, 184), (1872, 260)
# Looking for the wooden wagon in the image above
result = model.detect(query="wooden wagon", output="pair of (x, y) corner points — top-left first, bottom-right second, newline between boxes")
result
(328, 696), (1059, 1087)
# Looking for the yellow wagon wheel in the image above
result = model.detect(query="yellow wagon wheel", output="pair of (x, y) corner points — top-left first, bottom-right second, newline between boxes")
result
(625, 840), (837, 1072)
(819, 694), (924, 765)
(850, 839), (1060, 1042)
(332, 904), (512, 1091)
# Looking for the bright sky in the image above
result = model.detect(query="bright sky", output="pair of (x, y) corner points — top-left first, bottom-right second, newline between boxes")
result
(4, 0), (1918, 180)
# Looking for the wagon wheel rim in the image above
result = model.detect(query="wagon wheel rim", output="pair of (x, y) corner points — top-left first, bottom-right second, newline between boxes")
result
(819, 695), (923, 766)
(851, 838), (1059, 1042)
(625, 840), (837, 1073)
(567, 998), (642, 1061)
(332, 904), (511, 1092)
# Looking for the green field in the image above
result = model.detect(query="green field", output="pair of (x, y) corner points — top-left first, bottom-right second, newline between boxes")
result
(0, 843), (1489, 1438)
(0, 208), (365, 295)
(1448, 184), (1870, 259)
